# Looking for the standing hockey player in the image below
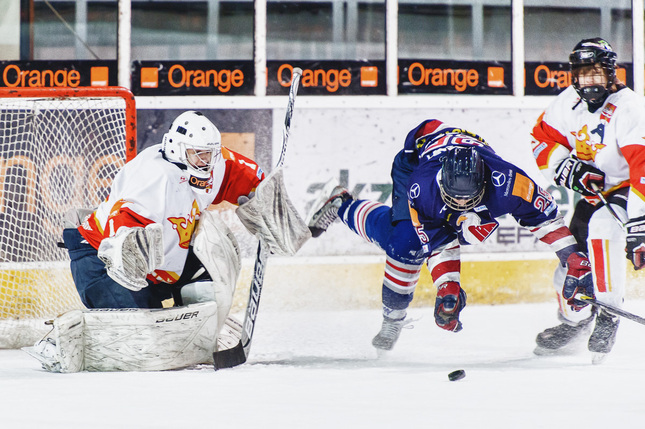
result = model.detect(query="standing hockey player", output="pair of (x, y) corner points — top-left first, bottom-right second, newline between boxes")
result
(26, 110), (309, 372)
(308, 119), (592, 353)
(530, 38), (645, 362)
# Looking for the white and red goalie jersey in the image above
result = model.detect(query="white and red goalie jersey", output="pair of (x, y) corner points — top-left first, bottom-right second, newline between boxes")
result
(531, 85), (645, 219)
(79, 144), (264, 284)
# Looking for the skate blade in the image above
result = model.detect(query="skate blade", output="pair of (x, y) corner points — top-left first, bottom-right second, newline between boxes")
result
(591, 352), (609, 365)
(374, 348), (390, 359)
(533, 346), (556, 356)
(533, 345), (579, 357)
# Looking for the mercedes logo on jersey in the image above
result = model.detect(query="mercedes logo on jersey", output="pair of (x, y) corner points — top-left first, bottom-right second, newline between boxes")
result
(409, 183), (421, 199)
(491, 171), (506, 187)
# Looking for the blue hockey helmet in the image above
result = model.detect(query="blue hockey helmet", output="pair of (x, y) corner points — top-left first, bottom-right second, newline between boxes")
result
(569, 38), (617, 107)
(439, 146), (486, 211)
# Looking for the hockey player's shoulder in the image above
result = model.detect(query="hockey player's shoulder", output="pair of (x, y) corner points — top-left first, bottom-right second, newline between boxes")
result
(609, 87), (645, 111)
(127, 144), (180, 180)
(221, 147), (263, 179)
(543, 86), (579, 120)
(221, 146), (255, 165)
(130, 144), (164, 165)
(408, 166), (441, 205)
(553, 86), (580, 108)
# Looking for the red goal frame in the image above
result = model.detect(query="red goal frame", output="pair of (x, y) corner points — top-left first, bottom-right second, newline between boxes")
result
(0, 86), (137, 162)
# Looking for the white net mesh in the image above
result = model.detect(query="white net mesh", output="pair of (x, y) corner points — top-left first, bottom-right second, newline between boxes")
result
(0, 92), (131, 348)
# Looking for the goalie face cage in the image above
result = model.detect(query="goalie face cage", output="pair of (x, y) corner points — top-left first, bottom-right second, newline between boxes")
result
(0, 87), (136, 348)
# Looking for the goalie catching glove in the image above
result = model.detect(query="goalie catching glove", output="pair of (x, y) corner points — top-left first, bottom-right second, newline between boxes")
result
(554, 157), (605, 197)
(97, 223), (164, 291)
(562, 252), (595, 311)
(434, 281), (466, 332)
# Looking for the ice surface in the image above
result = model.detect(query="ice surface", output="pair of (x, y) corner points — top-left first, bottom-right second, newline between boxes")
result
(2, 301), (645, 428)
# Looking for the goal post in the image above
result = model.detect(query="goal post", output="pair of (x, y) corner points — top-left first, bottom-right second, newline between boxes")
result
(0, 86), (137, 348)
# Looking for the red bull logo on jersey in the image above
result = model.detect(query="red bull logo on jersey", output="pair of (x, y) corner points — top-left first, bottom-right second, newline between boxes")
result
(168, 200), (200, 249)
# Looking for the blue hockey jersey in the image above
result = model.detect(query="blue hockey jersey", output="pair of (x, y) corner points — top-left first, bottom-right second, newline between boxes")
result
(402, 119), (568, 256)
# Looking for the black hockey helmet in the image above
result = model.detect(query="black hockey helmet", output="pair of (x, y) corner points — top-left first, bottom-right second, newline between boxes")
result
(569, 38), (617, 107)
(439, 146), (486, 211)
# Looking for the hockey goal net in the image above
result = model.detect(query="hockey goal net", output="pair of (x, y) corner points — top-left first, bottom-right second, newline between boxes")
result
(0, 87), (136, 348)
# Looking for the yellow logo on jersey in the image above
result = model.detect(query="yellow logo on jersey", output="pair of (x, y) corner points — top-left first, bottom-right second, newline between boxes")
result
(168, 200), (200, 249)
(571, 124), (606, 161)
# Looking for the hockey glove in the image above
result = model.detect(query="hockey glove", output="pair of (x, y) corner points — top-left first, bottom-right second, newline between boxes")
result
(434, 281), (467, 332)
(562, 252), (594, 311)
(456, 212), (499, 245)
(554, 157), (605, 197)
(626, 215), (645, 270)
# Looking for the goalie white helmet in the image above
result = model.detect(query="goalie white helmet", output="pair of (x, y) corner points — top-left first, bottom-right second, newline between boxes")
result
(162, 111), (222, 179)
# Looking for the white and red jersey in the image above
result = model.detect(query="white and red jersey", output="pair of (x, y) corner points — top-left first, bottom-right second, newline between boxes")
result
(79, 143), (264, 284)
(531, 85), (645, 219)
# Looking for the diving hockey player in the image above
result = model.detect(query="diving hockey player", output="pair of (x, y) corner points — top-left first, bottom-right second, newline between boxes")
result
(530, 38), (645, 363)
(25, 111), (309, 372)
(308, 119), (593, 353)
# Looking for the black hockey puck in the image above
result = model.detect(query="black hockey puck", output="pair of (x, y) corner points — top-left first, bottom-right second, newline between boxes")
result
(448, 369), (466, 381)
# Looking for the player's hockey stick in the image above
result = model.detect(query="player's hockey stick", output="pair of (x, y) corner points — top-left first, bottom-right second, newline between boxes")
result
(213, 67), (303, 370)
(575, 294), (645, 326)
(590, 183), (625, 230)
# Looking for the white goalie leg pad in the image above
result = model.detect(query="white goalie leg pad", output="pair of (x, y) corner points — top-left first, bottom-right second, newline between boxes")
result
(181, 281), (217, 304)
(24, 304), (220, 372)
(97, 223), (164, 291)
(191, 210), (241, 334)
(83, 303), (218, 371)
(236, 167), (311, 256)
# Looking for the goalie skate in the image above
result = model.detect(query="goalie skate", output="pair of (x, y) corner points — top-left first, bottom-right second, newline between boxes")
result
(306, 181), (352, 237)
(23, 338), (61, 372)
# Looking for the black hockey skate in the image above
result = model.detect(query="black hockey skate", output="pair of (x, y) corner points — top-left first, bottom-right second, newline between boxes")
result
(533, 313), (594, 355)
(306, 182), (352, 237)
(588, 309), (620, 364)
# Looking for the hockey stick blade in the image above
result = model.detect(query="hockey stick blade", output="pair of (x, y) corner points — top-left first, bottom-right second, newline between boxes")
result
(576, 294), (645, 326)
(213, 342), (246, 369)
(213, 68), (302, 370)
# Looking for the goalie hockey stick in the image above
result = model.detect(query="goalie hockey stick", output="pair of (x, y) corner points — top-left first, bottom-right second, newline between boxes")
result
(576, 294), (645, 326)
(213, 67), (303, 370)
